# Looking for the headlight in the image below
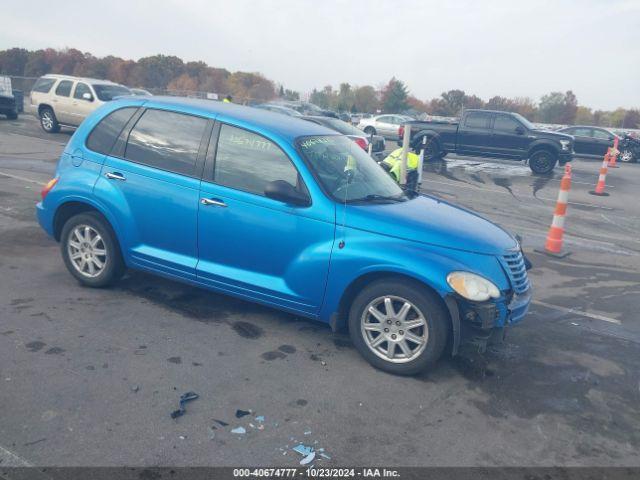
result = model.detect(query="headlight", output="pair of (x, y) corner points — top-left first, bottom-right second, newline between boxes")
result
(447, 271), (501, 302)
(560, 140), (571, 151)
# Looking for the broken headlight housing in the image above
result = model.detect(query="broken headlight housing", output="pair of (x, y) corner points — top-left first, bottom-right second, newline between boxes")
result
(447, 271), (500, 302)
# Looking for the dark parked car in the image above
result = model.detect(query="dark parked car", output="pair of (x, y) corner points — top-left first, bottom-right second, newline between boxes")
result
(301, 115), (386, 158)
(255, 104), (302, 117)
(558, 126), (617, 159)
(399, 109), (574, 174)
(0, 76), (18, 119)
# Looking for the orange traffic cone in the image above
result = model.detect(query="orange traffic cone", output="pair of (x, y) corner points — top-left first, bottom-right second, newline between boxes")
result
(590, 155), (610, 196)
(538, 164), (572, 257)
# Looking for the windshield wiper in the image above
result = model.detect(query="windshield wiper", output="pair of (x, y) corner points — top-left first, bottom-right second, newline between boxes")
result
(349, 194), (406, 203)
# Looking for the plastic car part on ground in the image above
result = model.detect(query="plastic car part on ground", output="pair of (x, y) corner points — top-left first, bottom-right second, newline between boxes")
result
(169, 391), (199, 419)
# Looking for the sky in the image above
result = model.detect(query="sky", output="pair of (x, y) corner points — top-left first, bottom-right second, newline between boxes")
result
(1, 0), (639, 110)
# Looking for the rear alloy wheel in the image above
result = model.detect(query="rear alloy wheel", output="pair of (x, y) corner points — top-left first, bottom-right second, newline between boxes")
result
(348, 279), (448, 375)
(620, 149), (636, 163)
(529, 149), (557, 174)
(61, 212), (124, 287)
(40, 107), (60, 133)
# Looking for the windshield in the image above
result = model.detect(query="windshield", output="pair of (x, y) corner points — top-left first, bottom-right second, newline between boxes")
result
(92, 84), (131, 101)
(319, 118), (362, 136)
(512, 113), (535, 130)
(298, 135), (405, 203)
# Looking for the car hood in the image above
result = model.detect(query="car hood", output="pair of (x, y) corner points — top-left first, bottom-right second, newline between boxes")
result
(532, 129), (573, 141)
(345, 194), (517, 255)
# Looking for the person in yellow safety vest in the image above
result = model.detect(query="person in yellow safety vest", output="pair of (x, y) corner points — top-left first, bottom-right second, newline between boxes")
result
(223, 95), (233, 103)
(382, 148), (420, 183)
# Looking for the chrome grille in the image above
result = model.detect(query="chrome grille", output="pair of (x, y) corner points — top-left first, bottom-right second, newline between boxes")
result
(502, 250), (530, 294)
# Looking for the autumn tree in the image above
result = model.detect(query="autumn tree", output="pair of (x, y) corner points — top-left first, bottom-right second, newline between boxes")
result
(381, 77), (409, 113)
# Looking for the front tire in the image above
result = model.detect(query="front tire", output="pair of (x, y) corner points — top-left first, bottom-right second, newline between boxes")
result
(620, 149), (636, 163)
(348, 279), (448, 375)
(60, 212), (125, 287)
(40, 107), (60, 133)
(529, 149), (557, 174)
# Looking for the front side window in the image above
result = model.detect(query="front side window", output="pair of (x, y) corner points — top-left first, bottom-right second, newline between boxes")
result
(592, 129), (612, 140)
(213, 124), (299, 196)
(32, 77), (56, 93)
(74, 83), (92, 100)
(92, 84), (131, 101)
(493, 115), (520, 132)
(464, 112), (491, 129)
(298, 135), (405, 203)
(86, 107), (138, 155)
(125, 109), (207, 176)
(572, 128), (592, 137)
(377, 116), (391, 124)
(55, 80), (73, 97)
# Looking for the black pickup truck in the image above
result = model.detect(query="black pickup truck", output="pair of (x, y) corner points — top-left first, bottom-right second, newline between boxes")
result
(398, 109), (574, 174)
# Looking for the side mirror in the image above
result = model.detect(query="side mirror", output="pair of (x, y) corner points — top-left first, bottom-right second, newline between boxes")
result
(82, 92), (93, 102)
(515, 126), (525, 135)
(264, 180), (310, 207)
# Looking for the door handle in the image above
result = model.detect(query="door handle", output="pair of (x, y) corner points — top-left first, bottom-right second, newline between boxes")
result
(200, 198), (227, 207)
(105, 172), (126, 181)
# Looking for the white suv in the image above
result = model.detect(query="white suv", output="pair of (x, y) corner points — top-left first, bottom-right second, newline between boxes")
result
(29, 74), (131, 133)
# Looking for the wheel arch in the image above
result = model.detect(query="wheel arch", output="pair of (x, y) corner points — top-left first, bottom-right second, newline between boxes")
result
(411, 130), (441, 153)
(527, 140), (559, 157)
(330, 271), (454, 349)
(38, 103), (54, 116)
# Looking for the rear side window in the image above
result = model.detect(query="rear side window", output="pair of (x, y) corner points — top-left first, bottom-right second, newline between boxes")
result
(464, 112), (491, 129)
(86, 107), (138, 155)
(55, 80), (73, 97)
(213, 124), (298, 196)
(32, 78), (56, 93)
(125, 109), (207, 176)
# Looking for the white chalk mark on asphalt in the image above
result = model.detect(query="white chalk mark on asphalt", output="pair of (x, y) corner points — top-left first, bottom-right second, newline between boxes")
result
(0, 170), (44, 185)
(533, 300), (622, 325)
(0, 443), (32, 466)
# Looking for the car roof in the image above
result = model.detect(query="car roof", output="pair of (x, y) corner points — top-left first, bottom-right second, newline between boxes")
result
(118, 96), (336, 142)
(42, 74), (121, 85)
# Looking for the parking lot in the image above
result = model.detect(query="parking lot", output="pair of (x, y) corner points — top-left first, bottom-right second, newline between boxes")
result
(1, 114), (639, 467)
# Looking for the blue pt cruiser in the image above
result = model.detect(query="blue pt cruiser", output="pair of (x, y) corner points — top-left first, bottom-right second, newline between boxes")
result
(36, 97), (532, 375)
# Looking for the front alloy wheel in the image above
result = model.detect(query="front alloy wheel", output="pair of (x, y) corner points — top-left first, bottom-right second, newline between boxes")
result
(620, 149), (635, 163)
(348, 279), (448, 375)
(361, 296), (428, 363)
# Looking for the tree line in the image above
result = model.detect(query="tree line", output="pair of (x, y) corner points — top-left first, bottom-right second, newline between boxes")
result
(1, 47), (638, 128)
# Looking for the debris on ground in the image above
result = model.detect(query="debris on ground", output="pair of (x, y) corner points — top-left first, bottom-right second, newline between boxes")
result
(293, 444), (316, 465)
(231, 426), (246, 434)
(170, 391), (199, 419)
(212, 418), (229, 427)
(235, 409), (251, 418)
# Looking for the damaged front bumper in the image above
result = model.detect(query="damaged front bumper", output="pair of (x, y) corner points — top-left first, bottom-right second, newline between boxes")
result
(445, 288), (532, 355)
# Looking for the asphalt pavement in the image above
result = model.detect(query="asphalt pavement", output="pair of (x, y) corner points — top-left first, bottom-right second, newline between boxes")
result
(0, 114), (639, 468)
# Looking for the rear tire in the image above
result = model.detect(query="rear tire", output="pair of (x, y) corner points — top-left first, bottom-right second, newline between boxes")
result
(413, 136), (441, 160)
(6, 111), (18, 120)
(348, 279), (448, 375)
(529, 149), (557, 174)
(363, 126), (376, 136)
(40, 107), (60, 133)
(60, 212), (125, 288)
